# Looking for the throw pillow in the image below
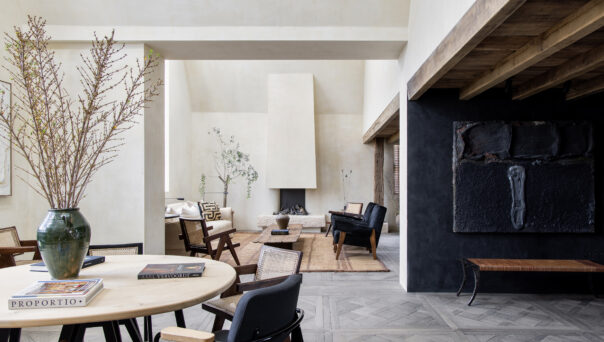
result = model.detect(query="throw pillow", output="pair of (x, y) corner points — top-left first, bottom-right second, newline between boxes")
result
(181, 204), (201, 218)
(200, 202), (222, 221)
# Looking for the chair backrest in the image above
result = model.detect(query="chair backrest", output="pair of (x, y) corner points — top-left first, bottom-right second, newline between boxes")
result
(367, 204), (387, 245)
(363, 202), (376, 222)
(179, 218), (210, 250)
(345, 202), (363, 215)
(88, 243), (143, 256)
(255, 245), (302, 281)
(0, 227), (20, 248)
(228, 274), (303, 342)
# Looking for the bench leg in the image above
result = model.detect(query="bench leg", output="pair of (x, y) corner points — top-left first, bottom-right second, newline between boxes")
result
(468, 266), (480, 306)
(588, 274), (598, 298)
(456, 259), (467, 297)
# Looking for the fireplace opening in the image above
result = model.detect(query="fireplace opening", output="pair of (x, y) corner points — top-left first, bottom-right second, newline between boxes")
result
(276, 189), (308, 215)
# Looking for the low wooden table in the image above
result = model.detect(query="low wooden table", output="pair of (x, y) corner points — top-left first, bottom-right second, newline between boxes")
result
(0, 255), (236, 342)
(457, 258), (604, 306)
(254, 224), (303, 250)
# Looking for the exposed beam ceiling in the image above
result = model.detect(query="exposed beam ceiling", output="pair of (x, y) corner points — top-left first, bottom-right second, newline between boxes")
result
(363, 93), (400, 144)
(566, 76), (604, 100)
(387, 132), (400, 144)
(407, 0), (526, 100)
(460, 0), (604, 100)
(513, 44), (604, 99)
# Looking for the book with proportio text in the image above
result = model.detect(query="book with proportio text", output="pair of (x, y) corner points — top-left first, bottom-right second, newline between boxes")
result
(8, 278), (103, 310)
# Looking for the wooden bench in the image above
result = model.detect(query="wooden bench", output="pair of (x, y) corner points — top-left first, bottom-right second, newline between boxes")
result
(457, 258), (604, 306)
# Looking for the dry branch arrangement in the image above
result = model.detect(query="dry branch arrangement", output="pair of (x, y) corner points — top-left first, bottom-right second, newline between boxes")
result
(0, 16), (161, 209)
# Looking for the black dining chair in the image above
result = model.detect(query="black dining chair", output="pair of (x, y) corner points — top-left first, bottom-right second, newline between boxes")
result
(156, 274), (304, 342)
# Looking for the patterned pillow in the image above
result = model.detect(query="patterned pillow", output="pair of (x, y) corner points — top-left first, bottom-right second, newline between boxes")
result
(199, 202), (222, 221)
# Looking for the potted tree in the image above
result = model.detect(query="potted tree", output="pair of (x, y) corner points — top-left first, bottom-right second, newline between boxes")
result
(0, 17), (161, 279)
(199, 128), (258, 207)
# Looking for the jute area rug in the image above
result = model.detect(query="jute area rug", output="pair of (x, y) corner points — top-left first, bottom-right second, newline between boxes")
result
(218, 232), (389, 272)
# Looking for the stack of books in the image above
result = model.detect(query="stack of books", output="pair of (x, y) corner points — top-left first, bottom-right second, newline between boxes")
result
(9, 278), (104, 310)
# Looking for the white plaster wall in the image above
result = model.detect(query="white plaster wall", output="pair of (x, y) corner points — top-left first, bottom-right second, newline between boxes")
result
(395, 0), (477, 290)
(165, 61), (193, 200)
(185, 60), (364, 114)
(362, 60), (402, 132)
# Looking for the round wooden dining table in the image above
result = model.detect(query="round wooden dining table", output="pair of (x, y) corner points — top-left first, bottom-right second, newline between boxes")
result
(0, 255), (236, 342)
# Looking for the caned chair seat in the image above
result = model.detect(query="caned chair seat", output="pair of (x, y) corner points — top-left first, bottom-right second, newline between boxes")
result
(203, 294), (243, 317)
(179, 215), (240, 265)
(0, 226), (41, 268)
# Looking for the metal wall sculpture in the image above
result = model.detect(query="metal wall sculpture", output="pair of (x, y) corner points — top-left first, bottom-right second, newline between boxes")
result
(453, 121), (594, 233)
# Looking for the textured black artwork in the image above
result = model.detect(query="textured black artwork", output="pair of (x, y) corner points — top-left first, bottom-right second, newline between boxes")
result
(453, 121), (594, 233)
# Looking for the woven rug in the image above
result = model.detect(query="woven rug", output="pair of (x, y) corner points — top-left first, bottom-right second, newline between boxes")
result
(218, 232), (389, 272)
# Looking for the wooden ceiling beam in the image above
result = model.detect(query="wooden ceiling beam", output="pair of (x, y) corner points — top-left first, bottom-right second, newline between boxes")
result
(566, 76), (604, 100)
(460, 0), (604, 100)
(363, 93), (400, 144)
(513, 44), (604, 100)
(407, 0), (525, 101)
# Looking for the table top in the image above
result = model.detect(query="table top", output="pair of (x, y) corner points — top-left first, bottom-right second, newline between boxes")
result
(255, 224), (303, 244)
(0, 255), (236, 328)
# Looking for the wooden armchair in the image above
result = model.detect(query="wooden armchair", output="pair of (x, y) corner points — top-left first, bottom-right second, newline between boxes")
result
(202, 246), (303, 332)
(179, 218), (241, 265)
(0, 226), (41, 268)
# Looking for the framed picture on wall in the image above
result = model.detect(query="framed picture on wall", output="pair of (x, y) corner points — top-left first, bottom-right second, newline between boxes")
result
(0, 80), (11, 196)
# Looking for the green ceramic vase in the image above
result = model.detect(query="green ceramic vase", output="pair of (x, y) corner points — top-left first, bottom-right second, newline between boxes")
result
(37, 208), (91, 279)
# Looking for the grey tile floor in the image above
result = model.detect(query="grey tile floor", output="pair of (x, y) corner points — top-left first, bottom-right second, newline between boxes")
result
(21, 234), (604, 341)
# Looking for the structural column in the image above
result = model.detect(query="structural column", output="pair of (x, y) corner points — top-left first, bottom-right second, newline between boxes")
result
(374, 138), (385, 205)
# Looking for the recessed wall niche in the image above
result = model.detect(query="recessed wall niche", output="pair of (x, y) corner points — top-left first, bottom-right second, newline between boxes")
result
(453, 121), (594, 233)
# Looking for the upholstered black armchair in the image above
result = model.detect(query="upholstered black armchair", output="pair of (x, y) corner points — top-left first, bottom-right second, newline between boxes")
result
(158, 274), (304, 342)
(332, 203), (387, 260)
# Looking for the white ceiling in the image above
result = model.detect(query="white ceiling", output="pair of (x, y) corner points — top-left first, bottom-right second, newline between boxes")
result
(18, 0), (410, 27)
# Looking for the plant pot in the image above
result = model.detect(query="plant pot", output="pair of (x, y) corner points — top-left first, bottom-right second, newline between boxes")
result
(37, 208), (91, 279)
(275, 214), (290, 230)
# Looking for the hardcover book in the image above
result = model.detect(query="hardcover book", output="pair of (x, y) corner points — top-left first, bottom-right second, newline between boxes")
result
(30, 256), (105, 272)
(138, 263), (205, 279)
(9, 278), (103, 310)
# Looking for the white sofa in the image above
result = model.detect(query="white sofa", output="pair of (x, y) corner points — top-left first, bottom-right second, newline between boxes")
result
(165, 201), (234, 256)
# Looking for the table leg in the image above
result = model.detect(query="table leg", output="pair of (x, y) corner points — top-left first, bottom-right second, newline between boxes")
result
(0, 328), (20, 342)
(102, 321), (122, 342)
(468, 265), (480, 306)
(123, 319), (143, 342)
(175, 310), (186, 328)
(456, 259), (467, 297)
(144, 316), (153, 342)
(588, 273), (598, 298)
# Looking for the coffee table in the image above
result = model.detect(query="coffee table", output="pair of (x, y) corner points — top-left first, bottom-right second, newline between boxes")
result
(0, 255), (236, 342)
(254, 224), (303, 249)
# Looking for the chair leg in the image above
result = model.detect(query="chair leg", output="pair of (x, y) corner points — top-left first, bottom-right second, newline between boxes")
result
(325, 221), (333, 237)
(335, 232), (346, 260)
(213, 236), (226, 261)
(333, 243), (336, 253)
(369, 230), (377, 260)
(211, 315), (226, 332)
(225, 237), (241, 265)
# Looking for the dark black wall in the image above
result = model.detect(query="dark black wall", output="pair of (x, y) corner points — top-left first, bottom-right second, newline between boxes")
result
(407, 88), (604, 292)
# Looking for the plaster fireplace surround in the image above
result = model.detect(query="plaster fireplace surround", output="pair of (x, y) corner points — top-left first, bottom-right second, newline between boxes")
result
(257, 73), (325, 232)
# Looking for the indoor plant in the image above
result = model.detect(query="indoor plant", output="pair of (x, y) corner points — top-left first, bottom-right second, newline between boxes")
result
(200, 127), (258, 207)
(0, 17), (161, 279)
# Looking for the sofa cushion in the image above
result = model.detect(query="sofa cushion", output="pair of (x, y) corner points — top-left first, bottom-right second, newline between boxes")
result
(200, 202), (222, 221)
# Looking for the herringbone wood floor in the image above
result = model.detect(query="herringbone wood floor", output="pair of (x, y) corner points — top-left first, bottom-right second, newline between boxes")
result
(20, 234), (604, 342)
